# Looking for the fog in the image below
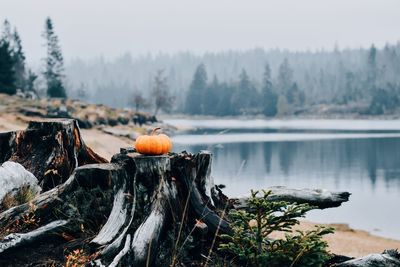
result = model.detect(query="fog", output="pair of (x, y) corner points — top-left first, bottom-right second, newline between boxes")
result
(1, 0), (400, 64)
(2, 0), (400, 247)
(1, 0), (400, 116)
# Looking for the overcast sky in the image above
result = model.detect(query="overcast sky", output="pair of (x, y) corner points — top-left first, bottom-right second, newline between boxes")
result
(1, 0), (399, 64)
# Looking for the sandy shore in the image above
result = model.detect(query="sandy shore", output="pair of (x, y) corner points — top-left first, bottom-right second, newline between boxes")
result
(295, 221), (400, 258)
(80, 128), (132, 158)
(1, 116), (399, 258)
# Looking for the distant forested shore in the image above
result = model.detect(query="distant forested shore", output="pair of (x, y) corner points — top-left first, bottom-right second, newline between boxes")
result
(67, 43), (400, 117)
(1, 19), (400, 117)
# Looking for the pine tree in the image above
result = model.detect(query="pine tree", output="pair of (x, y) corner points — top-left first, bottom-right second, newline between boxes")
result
(11, 29), (26, 90)
(277, 58), (293, 92)
(277, 94), (289, 116)
(0, 38), (16, 95)
(231, 69), (259, 115)
(1, 20), (27, 91)
(43, 17), (66, 98)
(216, 82), (235, 116)
(203, 75), (220, 115)
(26, 69), (38, 93)
(185, 63), (207, 114)
(261, 63), (277, 116)
(0, 20), (17, 95)
(344, 71), (356, 103)
(286, 82), (305, 107)
(367, 44), (377, 92)
(1, 20), (13, 44)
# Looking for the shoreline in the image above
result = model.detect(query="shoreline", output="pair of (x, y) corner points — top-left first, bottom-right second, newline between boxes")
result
(297, 221), (400, 258)
(1, 113), (399, 258)
(159, 112), (400, 121)
(160, 116), (400, 134)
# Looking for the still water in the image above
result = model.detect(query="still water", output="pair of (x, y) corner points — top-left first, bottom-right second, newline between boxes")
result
(165, 119), (400, 240)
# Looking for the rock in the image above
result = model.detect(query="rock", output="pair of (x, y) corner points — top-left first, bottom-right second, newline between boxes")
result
(76, 118), (93, 129)
(117, 116), (129, 125)
(46, 105), (71, 118)
(108, 118), (118, 126)
(97, 116), (108, 125)
(0, 161), (41, 202)
(18, 107), (46, 117)
(1, 94), (171, 131)
(15, 89), (38, 100)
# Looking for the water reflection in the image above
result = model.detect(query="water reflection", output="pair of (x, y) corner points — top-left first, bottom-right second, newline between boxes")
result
(172, 129), (400, 239)
(176, 138), (400, 191)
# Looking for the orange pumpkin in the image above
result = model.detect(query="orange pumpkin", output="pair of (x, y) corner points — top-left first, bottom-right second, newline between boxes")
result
(135, 128), (172, 155)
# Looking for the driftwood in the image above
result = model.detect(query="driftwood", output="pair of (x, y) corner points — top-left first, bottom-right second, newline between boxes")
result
(0, 220), (68, 254)
(232, 186), (351, 210)
(331, 249), (400, 266)
(2, 119), (390, 267)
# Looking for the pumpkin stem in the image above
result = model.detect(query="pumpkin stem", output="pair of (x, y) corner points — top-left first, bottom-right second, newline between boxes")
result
(151, 127), (161, 135)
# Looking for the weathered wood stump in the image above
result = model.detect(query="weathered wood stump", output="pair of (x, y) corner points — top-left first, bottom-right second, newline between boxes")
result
(0, 119), (107, 190)
(1, 119), (386, 267)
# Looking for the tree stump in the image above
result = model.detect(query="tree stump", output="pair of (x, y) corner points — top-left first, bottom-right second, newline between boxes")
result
(0, 119), (353, 266)
(0, 119), (107, 190)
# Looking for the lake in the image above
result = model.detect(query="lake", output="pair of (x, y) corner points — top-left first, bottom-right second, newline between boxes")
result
(165, 119), (400, 240)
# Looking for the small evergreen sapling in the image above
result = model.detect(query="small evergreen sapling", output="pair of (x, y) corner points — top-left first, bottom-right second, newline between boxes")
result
(219, 190), (333, 267)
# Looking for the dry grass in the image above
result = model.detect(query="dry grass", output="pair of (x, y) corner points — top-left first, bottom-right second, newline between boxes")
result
(15, 185), (38, 205)
(65, 249), (99, 267)
(1, 192), (19, 210)
(1, 185), (38, 211)
(0, 202), (39, 240)
(0, 188), (39, 239)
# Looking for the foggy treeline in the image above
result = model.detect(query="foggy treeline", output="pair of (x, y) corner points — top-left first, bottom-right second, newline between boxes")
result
(67, 44), (400, 116)
(2, 17), (400, 116)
